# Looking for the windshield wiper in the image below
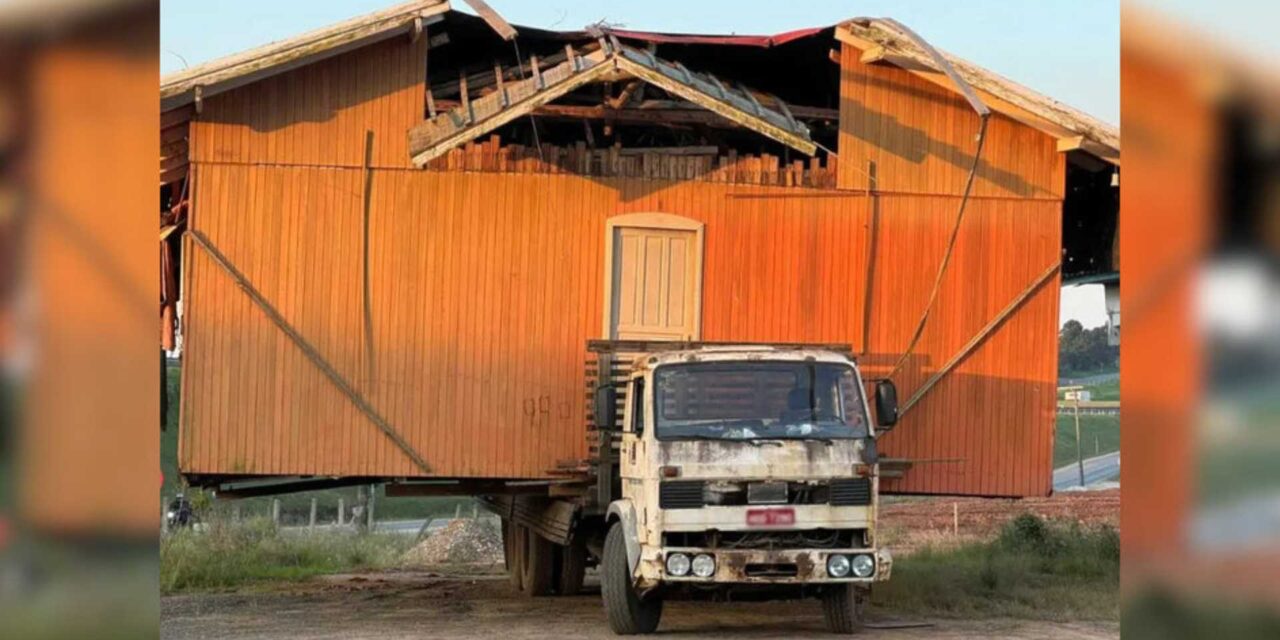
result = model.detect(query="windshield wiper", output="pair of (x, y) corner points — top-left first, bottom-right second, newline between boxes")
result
(749, 439), (786, 447)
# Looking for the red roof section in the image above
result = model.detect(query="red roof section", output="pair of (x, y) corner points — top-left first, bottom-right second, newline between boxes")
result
(600, 26), (829, 48)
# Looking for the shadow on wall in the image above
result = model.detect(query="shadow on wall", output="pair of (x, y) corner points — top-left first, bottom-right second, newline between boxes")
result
(842, 72), (1050, 199)
(205, 41), (421, 134)
(872, 368), (1058, 498)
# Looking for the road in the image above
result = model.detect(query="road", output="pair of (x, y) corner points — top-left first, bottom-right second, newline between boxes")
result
(160, 571), (1118, 639)
(1053, 451), (1120, 490)
(1058, 372), (1119, 386)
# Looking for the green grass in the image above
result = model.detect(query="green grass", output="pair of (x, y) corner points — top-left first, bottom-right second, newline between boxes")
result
(161, 518), (412, 593)
(1058, 378), (1119, 402)
(874, 514), (1119, 621)
(163, 364), (474, 522)
(1054, 413), (1120, 468)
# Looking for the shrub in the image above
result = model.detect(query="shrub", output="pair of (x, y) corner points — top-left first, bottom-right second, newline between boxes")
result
(873, 514), (1120, 620)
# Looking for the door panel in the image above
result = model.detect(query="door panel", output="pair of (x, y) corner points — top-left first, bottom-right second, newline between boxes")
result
(611, 226), (699, 340)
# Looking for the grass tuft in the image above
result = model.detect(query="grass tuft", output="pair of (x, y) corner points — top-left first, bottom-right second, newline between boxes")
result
(160, 518), (411, 593)
(874, 514), (1119, 621)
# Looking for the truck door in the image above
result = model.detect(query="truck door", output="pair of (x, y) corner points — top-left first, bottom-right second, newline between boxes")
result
(621, 377), (646, 496)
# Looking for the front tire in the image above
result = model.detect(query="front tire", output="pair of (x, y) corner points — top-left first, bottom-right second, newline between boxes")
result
(601, 522), (661, 634)
(821, 584), (868, 634)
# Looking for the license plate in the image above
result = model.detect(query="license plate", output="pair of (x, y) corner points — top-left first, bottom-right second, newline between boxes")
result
(746, 508), (795, 526)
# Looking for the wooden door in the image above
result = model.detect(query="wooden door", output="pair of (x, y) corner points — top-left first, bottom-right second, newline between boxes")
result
(607, 217), (702, 341)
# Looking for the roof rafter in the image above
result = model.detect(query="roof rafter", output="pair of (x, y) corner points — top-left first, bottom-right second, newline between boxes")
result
(407, 40), (817, 166)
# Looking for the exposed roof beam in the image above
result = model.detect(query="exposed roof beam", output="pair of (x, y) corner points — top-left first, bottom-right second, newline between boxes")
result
(410, 48), (618, 166)
(611, 46), (816, 156)
(461, 0), (517, 40)
(411, 42), (819, 166)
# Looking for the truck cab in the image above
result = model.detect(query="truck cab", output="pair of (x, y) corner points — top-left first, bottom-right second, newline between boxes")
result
(593, 346), (899, 634)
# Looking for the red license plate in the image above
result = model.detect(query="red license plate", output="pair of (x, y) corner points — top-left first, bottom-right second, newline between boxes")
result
(746, 508), (795, 526)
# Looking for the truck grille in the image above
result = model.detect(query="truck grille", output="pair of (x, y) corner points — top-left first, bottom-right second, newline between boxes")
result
(829, 478), (872, 506)
(659, 481), (706, 509)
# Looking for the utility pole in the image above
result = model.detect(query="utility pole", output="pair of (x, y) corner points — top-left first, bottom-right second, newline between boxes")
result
(1075, 398), (1084, 487)
(1061, 385), (1086, 487)
(355, 486), (369, 533)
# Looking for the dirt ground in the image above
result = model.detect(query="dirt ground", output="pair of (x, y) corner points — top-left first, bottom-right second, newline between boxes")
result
(160, 570), (1117, 639)
(161, 492), (1121, 639)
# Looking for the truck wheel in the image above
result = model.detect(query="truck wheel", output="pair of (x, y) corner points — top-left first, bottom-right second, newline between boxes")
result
(555, 540), (587, 596)
(821, 584), (867, 634)
(504, 520), (524, 592)
(520, 525), (554, 597)
(601, 522), (661, 634)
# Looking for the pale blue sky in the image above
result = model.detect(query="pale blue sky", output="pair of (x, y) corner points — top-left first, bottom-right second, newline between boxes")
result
(160, 0), (1119, 125)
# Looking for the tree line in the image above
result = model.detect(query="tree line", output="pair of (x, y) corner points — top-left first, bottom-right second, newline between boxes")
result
(1059, 320), (1118, 376)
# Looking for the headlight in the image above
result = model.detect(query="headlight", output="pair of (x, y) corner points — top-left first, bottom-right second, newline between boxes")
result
(691, 554), (716, 578)
(826, 554), (851, 577)
(665, 553), (691, 577)
(851, 554), (875, 578)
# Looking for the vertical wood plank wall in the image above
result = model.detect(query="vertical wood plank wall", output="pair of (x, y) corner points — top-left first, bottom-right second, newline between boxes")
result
(836, 42), (1063, 496)
(179, 37), (1063, 496)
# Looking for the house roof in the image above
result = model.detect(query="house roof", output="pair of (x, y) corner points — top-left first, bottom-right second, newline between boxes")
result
(158, 3), (1119, 166)
(408, 37), (816, 166)
(160, 0), (450, 111)
(836, 18), (1119, 163)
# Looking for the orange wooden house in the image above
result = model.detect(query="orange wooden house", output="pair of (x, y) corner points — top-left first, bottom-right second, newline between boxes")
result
(159, 1), (1119, 498)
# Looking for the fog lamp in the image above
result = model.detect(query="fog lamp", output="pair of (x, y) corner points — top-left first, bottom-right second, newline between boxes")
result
(826, 554), (851, 577)
(851, 554), (875, 578)
(666, 553), (691, 577)
(691, 554), (716, 578)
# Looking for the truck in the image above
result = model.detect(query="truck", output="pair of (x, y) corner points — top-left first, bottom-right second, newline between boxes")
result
(493, 342), (900, 635)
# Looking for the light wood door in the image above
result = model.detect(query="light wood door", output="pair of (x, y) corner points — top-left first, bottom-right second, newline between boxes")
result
(610, 226), (700, 340)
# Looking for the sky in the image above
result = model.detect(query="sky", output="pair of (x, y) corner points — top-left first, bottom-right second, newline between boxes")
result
(160, 0), (1119, 328)
(160, 0), (1119, 124)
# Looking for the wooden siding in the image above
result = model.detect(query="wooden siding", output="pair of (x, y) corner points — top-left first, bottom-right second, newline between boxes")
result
(188, 36), (426, 169)
(182, 165), (1058, 494)
(179, 36), (1062, 496)
(182, 168), (878, 479)
(836, 42), (1065, 200)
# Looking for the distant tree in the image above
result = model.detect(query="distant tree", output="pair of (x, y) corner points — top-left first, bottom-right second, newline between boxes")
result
(1059, 320), (1118, 375)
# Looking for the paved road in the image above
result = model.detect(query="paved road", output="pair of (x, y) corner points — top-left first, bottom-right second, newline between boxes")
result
(1058, 372), (1119, 386)
(1053, 451), (1120, 490)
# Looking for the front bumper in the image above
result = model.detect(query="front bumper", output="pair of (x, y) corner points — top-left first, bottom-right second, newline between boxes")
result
(642, 547), (893, 585)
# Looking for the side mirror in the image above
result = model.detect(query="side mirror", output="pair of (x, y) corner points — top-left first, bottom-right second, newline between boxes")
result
(874, 380), (899, 429)
(593, 385), (618, 430)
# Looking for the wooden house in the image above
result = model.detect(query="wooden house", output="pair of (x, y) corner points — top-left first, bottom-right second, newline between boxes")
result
(159, 1), (1119, 497)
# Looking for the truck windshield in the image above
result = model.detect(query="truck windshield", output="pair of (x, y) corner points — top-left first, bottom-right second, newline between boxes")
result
(653, 361), (869, 441)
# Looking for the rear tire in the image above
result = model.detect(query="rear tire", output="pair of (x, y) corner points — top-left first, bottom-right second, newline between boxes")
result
(520, 525), (554, 597)
(821, 584), (867, 634)
(601, 522), (661, 634)
(555, 540), (587, 596)
(504, 520), (524, 592)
